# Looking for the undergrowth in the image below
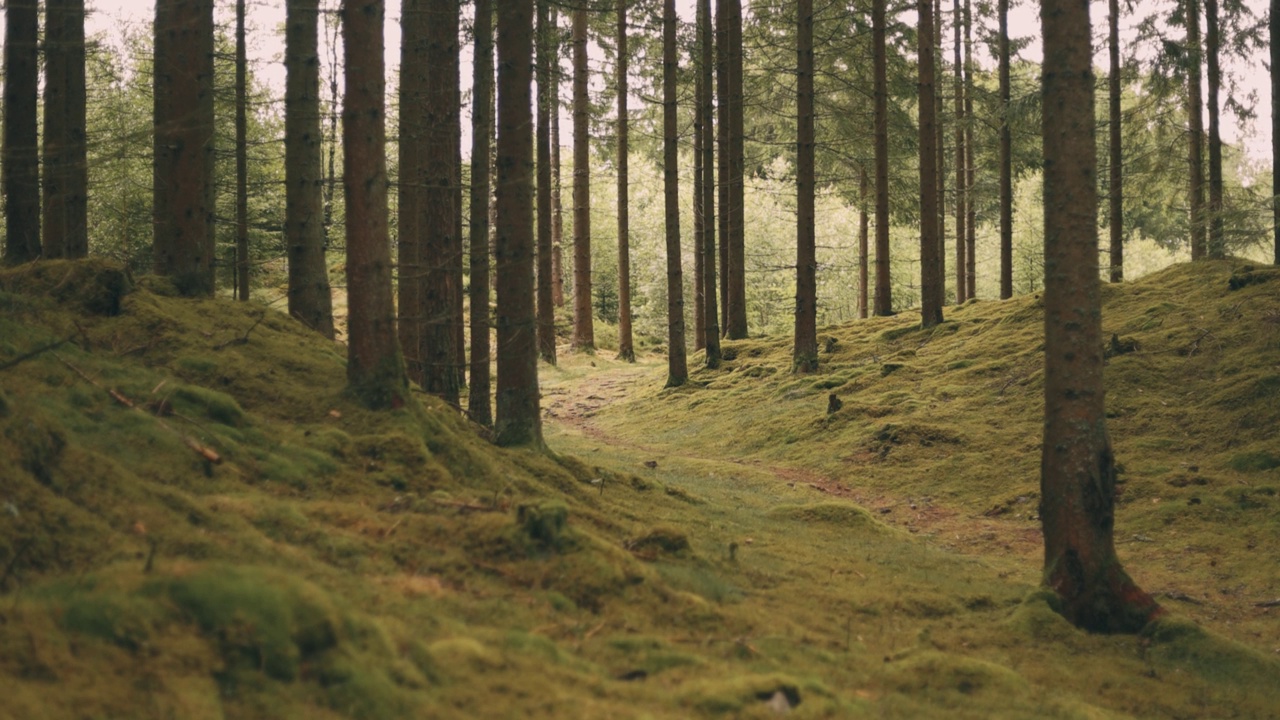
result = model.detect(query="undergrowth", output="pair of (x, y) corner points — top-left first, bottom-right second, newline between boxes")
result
(0, 258), (1277, 718)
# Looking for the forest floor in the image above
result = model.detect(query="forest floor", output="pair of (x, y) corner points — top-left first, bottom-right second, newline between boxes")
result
(2, 258), (1279, 718)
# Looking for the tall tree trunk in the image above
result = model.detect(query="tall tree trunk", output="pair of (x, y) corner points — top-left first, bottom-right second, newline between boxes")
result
(1039, 0), (1162, 632)
(858, 166), (870, 318)
(918, 0), (944, 328)
(4, 0), (40, 265)
(662, 0), (688, 387)
(1205, 0), (1224, 259)
(469, 0), (494, 425)
(154, 0), (216, 296)
(550, 7), (566, 309)
(1108, 0), (1124, 282)
(700, 0), (722, 367)
(571, 7), (595, 350)
(998, 0), (1013, 299)
(794, 0), (818, 373)
(285, 0), (335, 339)
(42, 0), (88, 260)
(1187, 0), (1206, 260)
(964, 0), (976, 298)
(872, 0), (892, 316)
(1272, 0), (1279, 264)
(953, 0), (966, 301)
(934, 0), (947, 304)
(235, 0), (250, 300)
(343, 0), (409, 409)
(694, 71), (707, 353)
(399, 0), (425, 385)
(717, 0), (731, 332)
(616, 0), (636, 362)
(495, 0), (542, 446)
(404, 0), (460, 404)
(726, 0), (748, 339)
(538, 0), (558, 364)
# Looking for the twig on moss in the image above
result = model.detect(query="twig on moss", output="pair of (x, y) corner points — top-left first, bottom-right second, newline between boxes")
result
(0, 336), (72, 372)
(213, 310), (267, 350)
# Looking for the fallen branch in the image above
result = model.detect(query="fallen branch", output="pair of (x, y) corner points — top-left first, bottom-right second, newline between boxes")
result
(0, 336), (73, 372)
(213, 311), (267, 351)
(54, 353), (221, 466)
(1255, 599), (1280, 609)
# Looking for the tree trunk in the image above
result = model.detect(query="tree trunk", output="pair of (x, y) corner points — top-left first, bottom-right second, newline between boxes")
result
(934, 0), (947, 304)
(700, 0), (722, 367)
(538, 0), (559, 365)
(1205, 0), (1224, 259)
(403, 0), (460, 404)
(235, 0), (250, 300)
(494, 0), (543, 446)
(1039, 0), (1162, 633)
(285, 0), (335, 339)
(1108, 0), (1124, 282)
(343, 0), (409, 409)
(1273, 0), (1279, 264)
(918, 0), (943, 328)
(964, 0), (976, 299)
(398, 0), (425, 385)
(454, 99), (466, 390)
(154, 0), (215, 296)
(872, 0), (892, 316)
(42, 0), (88, 260)
(4, 0), (40, 265)
(726, 0), (748, 339)
(550, 7), (566, 310)
(469, 0), (494, 426)
(858, 166), (870, 319)
(953, 0), (966, 302)
(998, 0), (1013, 299)
(571, 7), (594, 350)
(1187, 0), (1206, 260)
(794, 0), (818, 373)
(694, 70), (707, 353)
(717, 0), (731, 332)
(662, 0), (688, 388)
(616, 0), (636, 362)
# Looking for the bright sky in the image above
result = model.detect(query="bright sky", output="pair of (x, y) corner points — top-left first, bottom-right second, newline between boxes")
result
(57, 0), (1277, 163)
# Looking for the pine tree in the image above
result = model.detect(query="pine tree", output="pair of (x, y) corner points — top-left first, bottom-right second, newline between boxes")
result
(794, 0), (818, 373)
(662, 0), (688, 388)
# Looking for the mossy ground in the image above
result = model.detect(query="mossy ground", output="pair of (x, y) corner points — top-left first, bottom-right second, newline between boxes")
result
(1, 259), (1278, 718)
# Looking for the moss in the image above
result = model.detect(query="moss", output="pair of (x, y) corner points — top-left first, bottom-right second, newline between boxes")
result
(767, 501), (888, 532)
(627, 526), (691, 557)
(517, 500), (569, 549)
(1227, 451), (1280, 473)
(169, 384), (248, 427)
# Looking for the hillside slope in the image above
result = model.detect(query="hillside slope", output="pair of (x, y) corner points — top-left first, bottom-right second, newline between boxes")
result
(1, 259), (1278, 718)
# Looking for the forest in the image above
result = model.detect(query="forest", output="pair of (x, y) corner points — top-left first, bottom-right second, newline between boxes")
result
(2, 0), (1280, 716)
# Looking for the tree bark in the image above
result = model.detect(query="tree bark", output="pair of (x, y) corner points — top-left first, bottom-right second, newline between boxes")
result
(872, 0), (892, 316)
(964, 0), (976, 298)
(1273, 0), (1279, 264)
(1205, 0), (1224, 259)
(1040, 0), (1162, 633)
(1187, 0), (1206, 260)
(934, 0), (947, 304)
(694, 69), (707, 353)
(953, 0), (966, 302)
(717, 0), (731, 332)
(495, 0), (543, 446)
(918, 0), (944, 328)
(469, 0), (494, 425)
(235, 0), (250, 300)
(858, 166), (870, 319)
(1108, 0), (1124, 282)
(794, 0), (818, 373)
(343, 0), (409, 409)
(616, 0), (636, 362)
(998, 0), (1013, 299)
(550, 7), (566, 309)
(154, 0), (216, 296)
(571, 7), (595, 350)
(700, 0), (722, 367)
(538, 0), (559, 365)
(662, 0), (688, 388)
(4, 0), (40, 265)
(42, 0), (89, 260)
(285, 0), (335, 339)
(726, 0), (748, 339)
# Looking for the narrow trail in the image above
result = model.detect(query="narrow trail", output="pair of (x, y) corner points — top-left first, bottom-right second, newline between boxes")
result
(540, 357), (1044, 575)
